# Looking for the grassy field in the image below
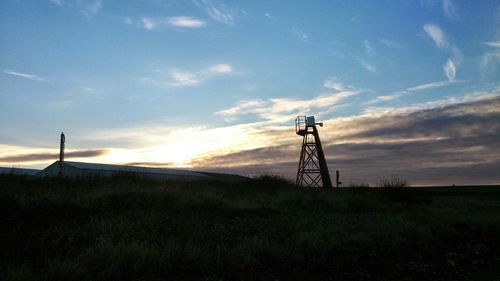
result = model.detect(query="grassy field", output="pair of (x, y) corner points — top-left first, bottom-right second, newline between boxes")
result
(1, 174), (499, 281)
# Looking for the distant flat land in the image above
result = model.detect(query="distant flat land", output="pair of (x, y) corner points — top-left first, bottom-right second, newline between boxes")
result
(1, 175), (499, 281)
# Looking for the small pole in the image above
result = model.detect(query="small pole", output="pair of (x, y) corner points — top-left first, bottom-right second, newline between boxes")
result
(336, 170), (341, 188)
(59, 132), (65, 177)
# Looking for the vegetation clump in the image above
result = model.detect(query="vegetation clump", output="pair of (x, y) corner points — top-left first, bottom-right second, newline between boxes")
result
(378, 175), (410, 188)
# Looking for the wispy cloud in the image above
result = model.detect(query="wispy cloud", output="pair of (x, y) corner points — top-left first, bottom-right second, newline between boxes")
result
(364, 89), (499, 117)
(367, 80), (458, 104)
(406, 80), (456, 91)
(359, 40), (378, 75)
(423, 24), (462, 81)
(366, 92), (406, 104)
(364, 40), (375, 56)
(81, 0), (103, 17)
(124, 17), (133, 25)
(50, 0), (64, 6)
(49, 1), (103, 17)
(215, 99), (266, 118)
(133, 16), (205, 30)
(141, 17), (157, 30)
(291, 27), (308, 42)
(442, 0), (460, 21)
(0, 149), (107, 163)
(4, 69), (48, 82)
(208, 64), (234, 74)
(443, 58), (456, 81)
(143, 63), (235, 87)
(80, 86), (95, 93)
(482, 51), (500, 66)
(215, 90), (359, 122)
(377, 38), (402, 49)
(359, 61), (378, 74)
(323, 77), (352, 92)
(168, 16), (205, 28)
(423, 24), (448, 49)
(170, 70), (199, 86)
(481, 41), (500, 67)
(483, 41), (500, 48)
(194, 0), (236, 25)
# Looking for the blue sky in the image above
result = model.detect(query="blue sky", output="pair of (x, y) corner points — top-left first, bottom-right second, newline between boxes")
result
(1, 0), (499, 185)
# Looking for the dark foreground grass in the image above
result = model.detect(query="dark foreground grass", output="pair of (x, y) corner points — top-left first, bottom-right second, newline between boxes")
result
(1, 174), (499, 281)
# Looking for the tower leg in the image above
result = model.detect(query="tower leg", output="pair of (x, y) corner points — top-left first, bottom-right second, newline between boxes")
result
(296, 134), (307, 186)
(313, 127), (333, 188)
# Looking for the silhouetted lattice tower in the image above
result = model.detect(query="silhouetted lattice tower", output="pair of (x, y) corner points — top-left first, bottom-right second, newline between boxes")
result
(295, 116), (333, 188)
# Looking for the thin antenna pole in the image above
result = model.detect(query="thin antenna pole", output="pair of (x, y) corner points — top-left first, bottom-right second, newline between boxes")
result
(59, 132), (65, 177)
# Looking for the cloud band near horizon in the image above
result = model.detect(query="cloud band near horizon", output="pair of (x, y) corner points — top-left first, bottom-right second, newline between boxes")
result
(0, 149), (107, 163)
(192, 96), (500, 185)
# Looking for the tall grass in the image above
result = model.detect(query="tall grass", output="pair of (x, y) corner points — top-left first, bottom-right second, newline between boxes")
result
(378, 175), (410, 188)
(1, 174), (499, 281)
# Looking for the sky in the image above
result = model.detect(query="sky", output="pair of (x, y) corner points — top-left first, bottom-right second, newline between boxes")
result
(0, 0), (499, 185)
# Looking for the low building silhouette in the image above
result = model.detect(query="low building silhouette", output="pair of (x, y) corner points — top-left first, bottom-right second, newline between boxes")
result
(37, 160), (247, 182)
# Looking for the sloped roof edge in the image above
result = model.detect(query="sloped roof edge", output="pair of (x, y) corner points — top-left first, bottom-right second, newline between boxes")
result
(62, 161), (210, 177)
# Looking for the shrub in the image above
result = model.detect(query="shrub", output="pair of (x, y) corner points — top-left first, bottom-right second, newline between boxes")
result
(378, 176), (410, 188)
(252, 174), (294, 187)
